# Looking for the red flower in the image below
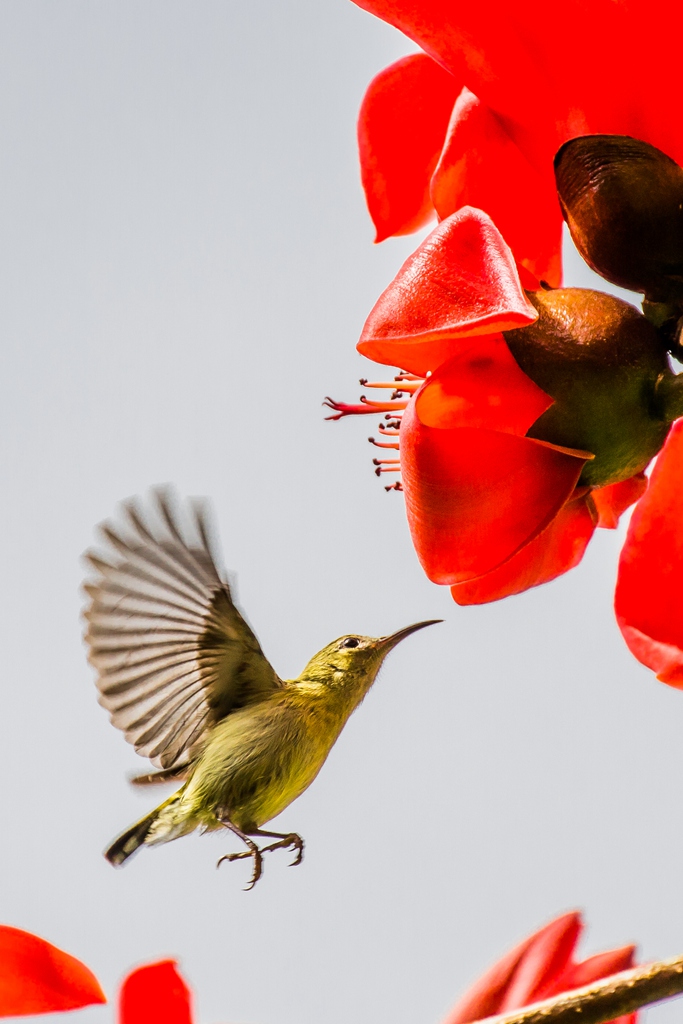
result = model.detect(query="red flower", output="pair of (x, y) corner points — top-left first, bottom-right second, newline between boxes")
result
(327, 207), (683, 678)
(400, 340), (596, 601)
(353, 1), (683, 286)
(118, 960), (193, 1024)
(345, 2), (683, 681)
(0, 924), (200, 1024)
(0, 925), (105, 1017)
(443, 911), (636, 1024)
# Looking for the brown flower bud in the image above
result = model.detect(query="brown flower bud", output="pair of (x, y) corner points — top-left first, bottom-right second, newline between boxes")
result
(554, 135), (683, 303)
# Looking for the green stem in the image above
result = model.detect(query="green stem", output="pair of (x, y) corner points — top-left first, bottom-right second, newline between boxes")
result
(479, 953), (683, 1024)
(654, 371), (683, 423)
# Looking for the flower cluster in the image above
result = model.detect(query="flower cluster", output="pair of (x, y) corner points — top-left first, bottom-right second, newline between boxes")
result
(328, 201), (683, 681)
(328, 2), (683, 685)
(0, 914), (639, 1023)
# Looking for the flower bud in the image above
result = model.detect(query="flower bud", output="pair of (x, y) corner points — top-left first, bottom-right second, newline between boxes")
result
(504, 288), (672, 487)
(554, 135), (683, 302)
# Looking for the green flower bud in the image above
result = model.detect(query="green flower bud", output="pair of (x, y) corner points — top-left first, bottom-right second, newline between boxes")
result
(504, 288), (673, 487)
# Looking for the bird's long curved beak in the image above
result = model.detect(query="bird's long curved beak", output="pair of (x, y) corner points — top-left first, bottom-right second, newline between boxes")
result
(378, 619), (443, 651)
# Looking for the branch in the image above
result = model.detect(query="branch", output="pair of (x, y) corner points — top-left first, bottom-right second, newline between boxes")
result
(478, 954), (683, 1024)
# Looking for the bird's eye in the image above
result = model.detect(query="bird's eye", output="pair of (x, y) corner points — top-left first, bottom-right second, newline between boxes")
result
(341, 637), (360, 649)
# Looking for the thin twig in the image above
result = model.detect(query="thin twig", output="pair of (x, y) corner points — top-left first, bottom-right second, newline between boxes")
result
(478, 953), (683, 1024)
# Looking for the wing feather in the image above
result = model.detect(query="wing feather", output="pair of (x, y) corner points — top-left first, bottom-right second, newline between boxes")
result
(84, 488), (282, 769)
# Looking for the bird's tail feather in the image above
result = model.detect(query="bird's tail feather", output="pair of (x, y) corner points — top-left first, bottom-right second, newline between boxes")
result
(105, 790), (186, 866)
(105, 807), (160, 866)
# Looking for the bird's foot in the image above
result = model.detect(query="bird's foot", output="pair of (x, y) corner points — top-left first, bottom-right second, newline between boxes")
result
(260, 832), (305, 867)
(216, 847), (263, 890)
(215, 831), (304, 886)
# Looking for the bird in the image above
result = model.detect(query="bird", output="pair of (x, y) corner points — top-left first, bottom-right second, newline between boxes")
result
(83, 488), (441, 888)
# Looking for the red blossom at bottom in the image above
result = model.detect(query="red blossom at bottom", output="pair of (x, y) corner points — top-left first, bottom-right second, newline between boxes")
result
(118, 960), (193, 1024)
(0, 926), (106, 1018)
(444, 912), (636, 1024)
(0, 917), (644, 1024)
(0, 923), (198, 1024)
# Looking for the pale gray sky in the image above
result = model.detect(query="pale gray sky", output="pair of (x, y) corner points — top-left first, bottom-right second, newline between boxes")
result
(0, 3), (681, 1024)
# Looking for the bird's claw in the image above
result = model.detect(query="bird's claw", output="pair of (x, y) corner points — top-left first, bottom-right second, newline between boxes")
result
(216, 832), (303, 887)
(216, 848), (263, 890)
(260, 833), (304, 867)
(216, 850), (249, 863)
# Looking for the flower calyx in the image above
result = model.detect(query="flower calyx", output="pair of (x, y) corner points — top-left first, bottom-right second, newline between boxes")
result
(504, 287), (673, 488)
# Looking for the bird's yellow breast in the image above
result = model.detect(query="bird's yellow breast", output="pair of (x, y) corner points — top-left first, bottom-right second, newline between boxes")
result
(180, 685), (351, 831)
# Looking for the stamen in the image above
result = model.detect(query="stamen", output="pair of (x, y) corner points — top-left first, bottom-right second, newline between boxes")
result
(323, 398), (380, 420)
(385, 481), (403, 492)
(368, 437), (400, 450)
(378, 425), (400, 436)
(360, 379), (421, 394)
(375, 465), (401, 476)
(322, 397), (408, 419)
(360, 396), (409, 412)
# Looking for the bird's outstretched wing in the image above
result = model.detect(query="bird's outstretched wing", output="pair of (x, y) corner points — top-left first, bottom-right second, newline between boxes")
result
(83, 488), (282, 770)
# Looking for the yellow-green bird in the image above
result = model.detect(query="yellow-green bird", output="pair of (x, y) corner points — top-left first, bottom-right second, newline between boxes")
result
(83, 489), (440, 888)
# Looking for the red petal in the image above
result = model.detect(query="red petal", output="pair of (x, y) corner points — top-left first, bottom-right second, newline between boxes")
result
(450, 492), (596, 604)
(615, 422), (683, 685)
(497, 914), (582, 1012)
(357, 206), (538, 375)
(350, 2), (683, 206)
(516, 263), (541, 291)
(548, 946), (636, 998)
(611, 1015), (637, 1024)
(0, 926), (105, 1017)
(347, 1), (628, 170)
(358, 54), (461, 242)
(430, 88), (562, 286)
(119, 960), (193, 1024)
(443, 913), (581, 1024)
(591, 474), (648, 530)
(348, 0), (578, 173)
(414, 334), (552, 435)
(541, 946), (638, 1024)
(401, 400), (590, 585)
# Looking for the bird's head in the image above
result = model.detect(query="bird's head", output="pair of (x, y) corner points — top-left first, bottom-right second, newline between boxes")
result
(298, 620), (442, 701)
